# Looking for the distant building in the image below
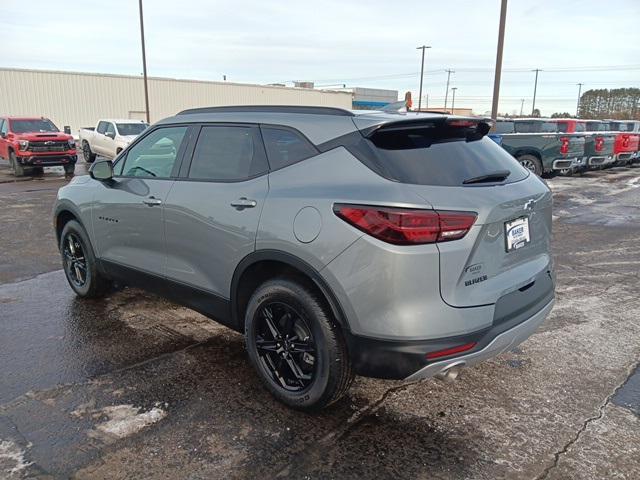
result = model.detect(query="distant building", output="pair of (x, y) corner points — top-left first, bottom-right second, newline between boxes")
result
(327, 87), (399, 110)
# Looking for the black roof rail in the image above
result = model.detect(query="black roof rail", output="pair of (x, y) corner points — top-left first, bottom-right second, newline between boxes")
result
(177, 105), (355, 116)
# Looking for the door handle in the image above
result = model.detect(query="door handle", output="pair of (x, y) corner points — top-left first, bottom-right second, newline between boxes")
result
(230, 197), (257, 210)
(142, 196), (162, 206)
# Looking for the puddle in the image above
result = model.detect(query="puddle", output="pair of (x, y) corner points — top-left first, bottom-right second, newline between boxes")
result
(612, 365), (640, 416)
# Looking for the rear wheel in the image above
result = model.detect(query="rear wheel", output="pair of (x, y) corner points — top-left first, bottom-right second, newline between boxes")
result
(517, 154), (543, 176)
(82, 141), (96, 163)
(60, 220), (111, 298)
(245, 278), (354, 410)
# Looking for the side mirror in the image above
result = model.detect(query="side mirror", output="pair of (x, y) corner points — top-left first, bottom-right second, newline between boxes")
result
(105, 131), (115, 139)
(89, 160), (114, 181)
(0, 132), (6, 138)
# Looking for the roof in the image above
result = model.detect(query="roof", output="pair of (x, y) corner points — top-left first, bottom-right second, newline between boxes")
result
(99, 119), (147, 124)
(1, 116), (50, 120)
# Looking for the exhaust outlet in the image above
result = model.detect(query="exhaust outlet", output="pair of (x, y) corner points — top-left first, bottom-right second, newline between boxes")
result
(434, 363), (465, 383)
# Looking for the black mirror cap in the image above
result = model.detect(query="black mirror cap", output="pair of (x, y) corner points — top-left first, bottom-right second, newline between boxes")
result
(89, 160), (114, 181)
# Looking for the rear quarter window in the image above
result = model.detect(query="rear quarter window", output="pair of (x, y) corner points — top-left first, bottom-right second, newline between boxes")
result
(261, 127), (318, 170)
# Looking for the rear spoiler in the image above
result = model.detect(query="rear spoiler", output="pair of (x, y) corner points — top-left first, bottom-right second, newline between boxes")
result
(360, 117), (493, 142)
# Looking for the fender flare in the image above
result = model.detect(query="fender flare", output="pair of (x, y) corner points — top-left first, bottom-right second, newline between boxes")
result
(230, 250), (351, 332)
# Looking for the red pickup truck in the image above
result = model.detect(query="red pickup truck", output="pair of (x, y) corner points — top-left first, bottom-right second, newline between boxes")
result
(606, 120), (640, 165)
(0, 116), (77, 177)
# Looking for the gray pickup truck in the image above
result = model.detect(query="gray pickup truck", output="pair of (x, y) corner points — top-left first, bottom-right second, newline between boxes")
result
(489, 118), (585, 176)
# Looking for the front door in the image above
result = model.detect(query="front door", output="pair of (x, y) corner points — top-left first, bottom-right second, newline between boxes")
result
(92, 125), (189, 275)
(164, 124), (269, 298)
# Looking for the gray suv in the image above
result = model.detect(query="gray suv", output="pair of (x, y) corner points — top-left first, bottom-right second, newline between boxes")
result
(54, 106), (555, 410)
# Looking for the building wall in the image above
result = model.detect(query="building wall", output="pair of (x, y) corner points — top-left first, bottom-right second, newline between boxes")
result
(0, 68), (353, 134)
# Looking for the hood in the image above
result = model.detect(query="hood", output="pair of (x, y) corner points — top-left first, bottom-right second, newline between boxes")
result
(13, 132), (73, 142)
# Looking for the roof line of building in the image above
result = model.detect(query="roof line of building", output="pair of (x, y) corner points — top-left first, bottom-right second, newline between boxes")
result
(0, 66), (351, 96)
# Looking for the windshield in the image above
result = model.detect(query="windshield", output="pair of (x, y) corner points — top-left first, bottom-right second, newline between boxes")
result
(514, 121), (557, 133)
(116, 123), (148, 136)
(10, 119), (59, 133)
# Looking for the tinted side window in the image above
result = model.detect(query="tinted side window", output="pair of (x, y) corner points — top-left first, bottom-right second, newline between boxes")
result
(556, 122), (569, 133)
(0, 120), (6, 135)
(188, 126), (267, 181)
(261, 127), (318, 170)
(116, 126), (187, 178)
(493, 121), (514, 134)
(96, 122), (106, 134)
(105, 123), (116, 136)
(575, 122), (586, 132)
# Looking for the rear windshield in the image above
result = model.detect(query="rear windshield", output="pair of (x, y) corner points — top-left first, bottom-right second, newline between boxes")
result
(493, 121), (514, 134)
(575, 122), (586, 132)
(367, 132), (529, 186)
(586, 122), (608, 132)
(10, 119), (58, 133)
(116, 123), (148, 136)
(514, 121), (557, 133)
(610, 122), (634, 132)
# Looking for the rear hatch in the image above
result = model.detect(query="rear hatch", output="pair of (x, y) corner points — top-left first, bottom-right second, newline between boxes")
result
(353, 115), (553, 308)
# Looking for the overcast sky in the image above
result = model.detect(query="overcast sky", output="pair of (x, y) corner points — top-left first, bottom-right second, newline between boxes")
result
(1, 0), (638, 115)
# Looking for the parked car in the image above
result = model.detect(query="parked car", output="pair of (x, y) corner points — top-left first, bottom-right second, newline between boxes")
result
(554, 119), (615, 171)
(606, 120), (640, 165)
(489, 118), (585, 176)
(0, 116), (77, 176)
(54, 106), (555, 410)
(79, 119), (148, 162)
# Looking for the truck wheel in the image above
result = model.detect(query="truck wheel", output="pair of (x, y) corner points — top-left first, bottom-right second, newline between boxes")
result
(82, 141), (96, 163)
(64, 164), (75, 176)
(10, 151), (28, 177)
(60, 220), (111, 298)
(517, 154), (543, 176)
(245, 277), (354, 410)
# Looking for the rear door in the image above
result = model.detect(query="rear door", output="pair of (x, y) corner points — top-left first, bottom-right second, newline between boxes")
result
(357, 118), (553, 308)
(93, 125), (190, 275)
(163, 124), (269, 298)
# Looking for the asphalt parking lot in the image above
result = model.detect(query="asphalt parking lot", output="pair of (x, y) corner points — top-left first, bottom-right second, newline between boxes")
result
(0, 157), (639, 479)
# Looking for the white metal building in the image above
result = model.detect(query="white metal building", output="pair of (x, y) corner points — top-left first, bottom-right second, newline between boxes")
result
(0, 68), (353, 134)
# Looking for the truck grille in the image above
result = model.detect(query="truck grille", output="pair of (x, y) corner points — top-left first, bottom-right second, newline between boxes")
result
(28, 141), (69, 152)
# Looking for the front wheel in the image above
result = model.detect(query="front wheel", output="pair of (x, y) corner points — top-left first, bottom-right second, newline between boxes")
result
(517, 154), (543, 176)
(245, 278), (354, 410)
(10, 151), (28, 177)
(82, 141), (96, 163)
(60, 220), (111, 298)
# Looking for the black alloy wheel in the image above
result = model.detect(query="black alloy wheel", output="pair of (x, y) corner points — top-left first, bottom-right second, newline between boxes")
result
(255, 302), (317, 392)
(62, 232), (88, 288)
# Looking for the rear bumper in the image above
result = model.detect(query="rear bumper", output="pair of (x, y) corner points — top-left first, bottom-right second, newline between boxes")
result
(588, 155), (614, 167)
(615, 152), (634, 163)
(345, 269), (555, 380)
(552, 158), (576, 170)
(404, 299), (553, 381)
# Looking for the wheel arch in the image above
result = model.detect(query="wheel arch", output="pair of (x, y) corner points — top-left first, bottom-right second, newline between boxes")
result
(54, 202), (86, 248)
(231, 250), (351, 333)
(514, 148), (542, 160)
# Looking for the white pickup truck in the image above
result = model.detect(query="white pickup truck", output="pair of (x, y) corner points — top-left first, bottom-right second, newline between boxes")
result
(79, 119), (148, 162)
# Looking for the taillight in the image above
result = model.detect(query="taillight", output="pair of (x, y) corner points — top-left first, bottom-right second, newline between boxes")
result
(560, 137), (570, 155)
(622, 135), (630, 148)
(595, 136), (604, 152)
(333, 204), (477, 245)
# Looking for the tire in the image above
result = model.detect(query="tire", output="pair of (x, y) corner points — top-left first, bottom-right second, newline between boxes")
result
(64, 164), (75, 176)
(517, 154), (543, 176)
(245, 277), (354, 410)
(60, 220), (111, 298)
(10, 150), (32, 177)
(82, 141), (96, 163)
(558, 167), (573, 177)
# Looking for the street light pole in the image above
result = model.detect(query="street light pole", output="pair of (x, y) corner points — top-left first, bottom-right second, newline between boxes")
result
(138, 0), (151, 124)
(531, 68), (541, 116)
(490, 0), (508, 120)
(450, 87), (458, 114)
(416, 45), (431, 112)
(443, 69), (454, 112)
(520, 98), (525, 116)
(576, 83), (584, 117)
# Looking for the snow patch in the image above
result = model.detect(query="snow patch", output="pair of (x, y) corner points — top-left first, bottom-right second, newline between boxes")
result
(0, 440), (32, 476)
(92, 404), (166, 439)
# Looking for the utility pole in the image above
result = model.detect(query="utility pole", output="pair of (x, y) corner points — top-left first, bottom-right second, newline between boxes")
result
(520, 98), (525, 116)
(450, 87), (458, 114)
(576, 83), (584, 117)
(138, 0), (150, 123)
(443, 69), (454, 111)
(531, 68), (542, 116)
(416, 45), (431, 112)
(490, 0), (508, 120)
(426, 94), (429, 109)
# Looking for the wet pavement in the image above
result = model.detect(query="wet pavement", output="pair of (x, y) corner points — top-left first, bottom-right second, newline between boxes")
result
(0, 160), (639, 479)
